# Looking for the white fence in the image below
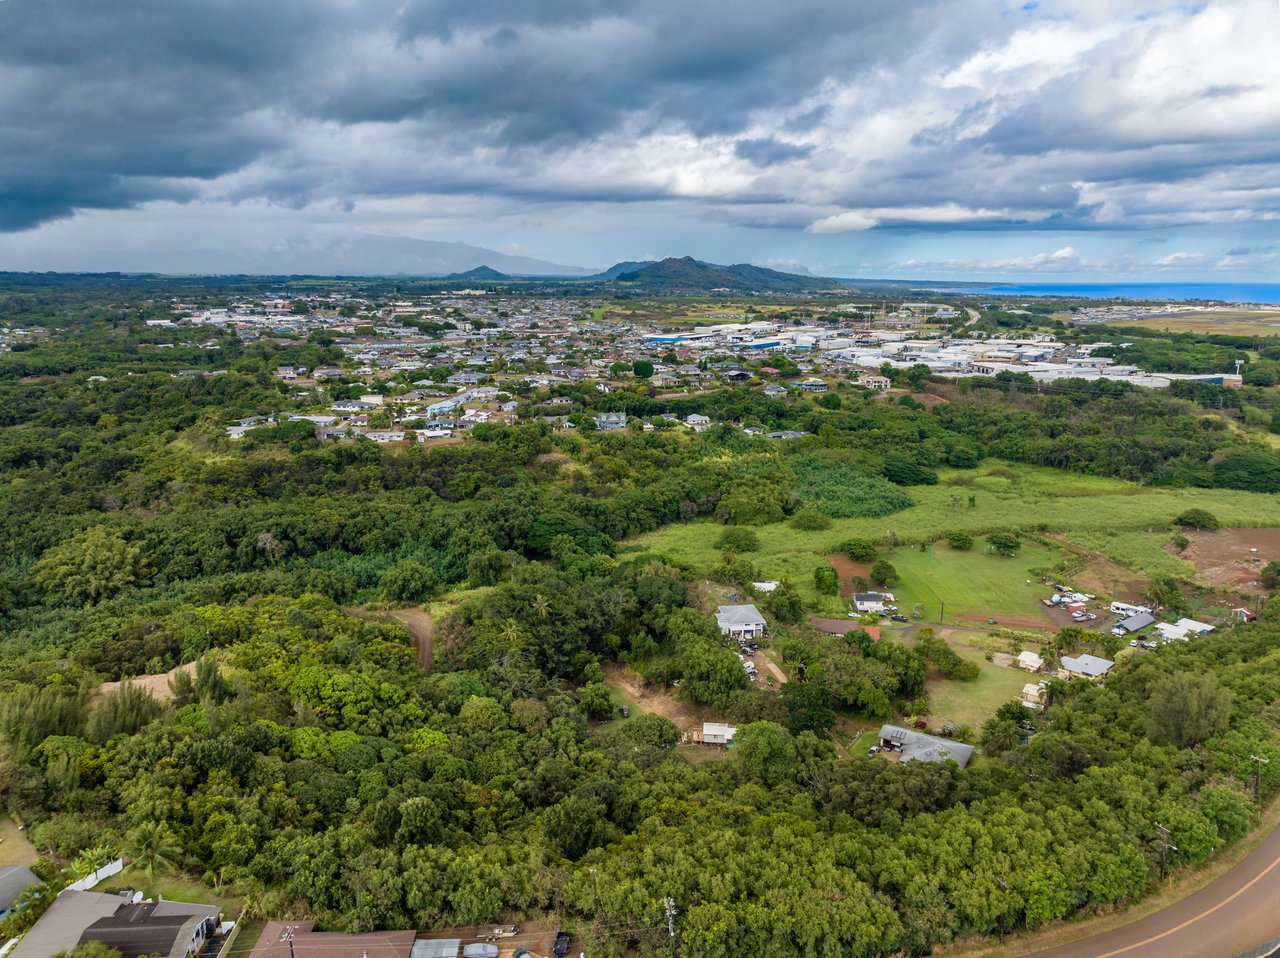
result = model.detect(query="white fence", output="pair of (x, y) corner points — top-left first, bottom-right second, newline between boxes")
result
(63, 857), (124, 893)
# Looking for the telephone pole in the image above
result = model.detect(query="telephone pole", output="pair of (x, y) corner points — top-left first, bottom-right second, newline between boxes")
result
(1250, 755), (1270, 804)
(663, 897), (678, 958)
(1155, 823), (1178, 879)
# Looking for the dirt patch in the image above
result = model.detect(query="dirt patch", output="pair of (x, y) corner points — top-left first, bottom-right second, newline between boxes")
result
(956, 612), (1052, 631)
(603, 661), (705, 730)
(94, 662), (195, 705)
(991, 652), (1014, 668)
(1172, 528), (1280, 595)
(1048, 534), (1151, 603)
(755, 649), (789, 686)
(826, 553), (873, 599)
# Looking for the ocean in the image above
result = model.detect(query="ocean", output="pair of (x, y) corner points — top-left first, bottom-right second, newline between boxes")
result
(924, 283), (1280, 305)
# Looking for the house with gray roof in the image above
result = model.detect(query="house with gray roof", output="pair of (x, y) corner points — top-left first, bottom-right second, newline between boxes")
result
(0, 865), (39, 920)
(10, 890), (222, 958)
(1059, 654), (1114, 680)
(877, 725), (974, 767)
(715, 604), (767, 639)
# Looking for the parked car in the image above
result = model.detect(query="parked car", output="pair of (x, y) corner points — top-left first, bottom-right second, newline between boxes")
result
(464, 946), (499, 958)
(867, 745), (882, 756)
(553, 932), (571, 957)
(1129, 639), (1139, 647)
(890, 614), (908, 622)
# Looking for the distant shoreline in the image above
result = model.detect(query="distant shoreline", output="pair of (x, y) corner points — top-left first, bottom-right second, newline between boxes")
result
(921, 283), (1280, 306)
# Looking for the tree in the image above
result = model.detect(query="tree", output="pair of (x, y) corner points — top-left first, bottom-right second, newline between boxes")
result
(813, 565), (840, 596)
(1174, 508), (1220, 531)
(869, 559), (899, 588)
(577, 682), (614, 719)
(781, 682), (836, 733)
(379, 561), (439, 603)
(1261, 561), (1280, 591)
(34, 526), (152, 606)
(1146, 672), (1233, 748)
(987, 531), (1021, 555)
(1144, 575), (1183, 612)
(944, 531), (973, 551)
(840, 539), (878, 562)
(52, 944), (123, 958)
(733, 722), (798, 787)
(124, 821), (183, 881)
(632, 360), (654, 379)
(715, 527), (760, 552)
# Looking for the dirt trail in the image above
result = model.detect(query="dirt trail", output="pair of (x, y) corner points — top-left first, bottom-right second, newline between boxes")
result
(93, 662), (195, 705)
(387, 608), (435, 671)
(756, 649), (789, 686)
(343, 605), (435, 671)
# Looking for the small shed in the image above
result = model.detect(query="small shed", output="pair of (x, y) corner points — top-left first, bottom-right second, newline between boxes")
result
(413, 940), (462, 958)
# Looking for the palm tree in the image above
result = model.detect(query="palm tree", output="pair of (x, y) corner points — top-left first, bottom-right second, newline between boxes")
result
(532, 594), (551, 620)
(72, 845), (113, 879)
(124, 821), (183, 882)
(499, 619), (522, 645)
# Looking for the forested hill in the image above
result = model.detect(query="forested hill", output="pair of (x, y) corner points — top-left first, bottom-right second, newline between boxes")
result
(614, 256), (848, 293)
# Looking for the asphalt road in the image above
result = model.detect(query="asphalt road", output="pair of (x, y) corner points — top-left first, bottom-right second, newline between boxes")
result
(1025, 820), (1280, 958)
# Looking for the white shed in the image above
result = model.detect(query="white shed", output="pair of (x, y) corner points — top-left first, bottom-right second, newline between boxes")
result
(702, 722), (737, 746)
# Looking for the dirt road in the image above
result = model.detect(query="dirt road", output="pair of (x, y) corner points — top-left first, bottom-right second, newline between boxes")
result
(387, 608), (434, 671)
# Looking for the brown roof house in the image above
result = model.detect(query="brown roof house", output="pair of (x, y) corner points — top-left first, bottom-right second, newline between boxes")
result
(249, 921), (418, 958)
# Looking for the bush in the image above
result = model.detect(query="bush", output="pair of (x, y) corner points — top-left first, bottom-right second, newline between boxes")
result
(715, 527), (760, 552)
(869, 559), (899, 588)
(920, 638), (980, 681)
(1170, 533), (1190, 553)
(1174, 508), (1220, 531)
(883, 453), (938, 486)
(944, 531), (973, 551)
(790, 508), (832, 531)
(839, 539), (878, 562)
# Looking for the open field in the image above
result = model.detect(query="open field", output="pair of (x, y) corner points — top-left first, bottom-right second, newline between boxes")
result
(624, 462), (1280, 602)
(1105, 309), (1280, 336)
(883, 540), (1061, 624)
(0, 814), (37, 867)
(925, 643), (1029, 731)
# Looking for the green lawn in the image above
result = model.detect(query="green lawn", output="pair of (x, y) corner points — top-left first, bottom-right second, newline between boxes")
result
(624, 461), (1280, 601)
(888, 540), (1059, 623)
(926, 645), (1030, 732)
(102, 864), (245, 916)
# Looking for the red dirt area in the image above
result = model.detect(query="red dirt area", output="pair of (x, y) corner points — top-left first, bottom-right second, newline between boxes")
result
(825, 553), (873, 598)
(1170, 528), (1280, 594)
(956, 613), (1052, 630)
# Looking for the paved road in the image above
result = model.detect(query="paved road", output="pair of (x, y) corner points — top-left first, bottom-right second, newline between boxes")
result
(1025, 820), (1280, 958)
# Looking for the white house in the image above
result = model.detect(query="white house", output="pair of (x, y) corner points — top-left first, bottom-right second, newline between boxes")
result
(1016, 651), (1043, 672)
(715, 604), (767, 639)
(1060, 654), (1114, 680)
(852, 591), (894, 614)
(702, 722), (737, 746)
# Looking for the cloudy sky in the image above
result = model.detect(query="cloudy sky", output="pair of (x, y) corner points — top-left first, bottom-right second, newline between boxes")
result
(1, 0), (1279, 279)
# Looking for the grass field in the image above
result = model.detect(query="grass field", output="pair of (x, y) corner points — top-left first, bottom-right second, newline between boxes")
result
(0, 814), (37, 867)
(623, 461), (1280, 601)
(1107, 310), (1280, 336)
(926, 645), (1029, 731)
(888, 540), (1060, 622)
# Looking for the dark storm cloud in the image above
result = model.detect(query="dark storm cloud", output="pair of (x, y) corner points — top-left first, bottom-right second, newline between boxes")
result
(0, 0), (950, 230)
(734, 138), (813, 167)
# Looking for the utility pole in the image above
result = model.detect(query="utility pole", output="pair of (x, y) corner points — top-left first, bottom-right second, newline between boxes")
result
(1155, 823), (1178, 879)
(664, 897), (678, 958)
(939, 599), (945, 624)
(1250, 755), (1270, 804)
(591, 868), (602, 916)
